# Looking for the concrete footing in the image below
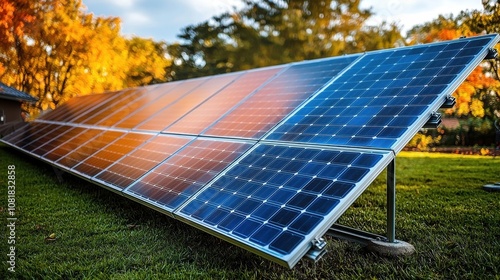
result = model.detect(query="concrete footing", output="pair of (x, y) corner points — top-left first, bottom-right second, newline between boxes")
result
(366, 240), (415, 257)
(483, 182), (500, 192)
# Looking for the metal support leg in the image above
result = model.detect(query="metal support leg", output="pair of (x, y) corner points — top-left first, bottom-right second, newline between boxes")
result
(387, 159), (396, 243)
(323, 157), (414, 259)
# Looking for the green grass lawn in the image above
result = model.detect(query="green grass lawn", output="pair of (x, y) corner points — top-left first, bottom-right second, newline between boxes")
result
(1, 144), (499, 279)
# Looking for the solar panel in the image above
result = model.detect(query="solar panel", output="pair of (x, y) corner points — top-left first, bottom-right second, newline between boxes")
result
(1, 34), (498, 268)
(115, 78), (209, 129)
(176, 144), (393, 266)
(266, 36), (495, 152)
(203, 55), (361, 139)
(95, 134), (191, 190)
(136, 73), (241, 132)
(166, 66), (285, 135)
(124, 138), (253, 213)
(72, 132), (154, 177)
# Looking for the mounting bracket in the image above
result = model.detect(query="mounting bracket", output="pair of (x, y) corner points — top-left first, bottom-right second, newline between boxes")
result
(326, 158), (415, 256)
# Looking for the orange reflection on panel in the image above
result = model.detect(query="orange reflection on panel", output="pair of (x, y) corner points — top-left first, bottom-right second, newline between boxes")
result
(166, 67), (284, 135)
(137, 73), (241, 132)
(38, 94), (105, 122)
(93, 87), (152, 127)
(205, 58), (353, 139)
(56, 130), (124, 169)
(73, 132), (154, 177)
(204, 67), (310, 138)
(44, 128), (103, 162)
(33, 126), (87, 157)
(96, 135), (192, 189)
(125, 139), (252, 210)
(2, 122), (52, 147)
(115, 78), (208, 130)
(81, 89), (148, 125)
(71, 91), (129, 124)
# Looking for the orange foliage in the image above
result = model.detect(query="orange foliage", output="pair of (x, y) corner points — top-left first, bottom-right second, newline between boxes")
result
(448, 66), (500, 117)
(0, 0), (34, 46)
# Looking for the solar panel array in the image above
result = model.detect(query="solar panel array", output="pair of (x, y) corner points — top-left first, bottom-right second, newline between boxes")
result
(2, 34), (498, 268)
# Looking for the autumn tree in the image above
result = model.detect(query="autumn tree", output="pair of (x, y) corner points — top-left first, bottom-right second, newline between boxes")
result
(125, 37), (170, 87)
(464, 0), (500, 124)
(168, 0), (403, 80)
(0, 0), (170, 117)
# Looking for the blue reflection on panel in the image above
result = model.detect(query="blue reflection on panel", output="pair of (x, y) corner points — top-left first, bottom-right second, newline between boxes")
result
(267, 35), (496, 150)
(179, 144), (387, 256)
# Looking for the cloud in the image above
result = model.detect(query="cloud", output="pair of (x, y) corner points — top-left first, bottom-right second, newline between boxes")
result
(106, 0), (135, 9)
(125, 11), (151, 25)
(361, 0), (483, 32)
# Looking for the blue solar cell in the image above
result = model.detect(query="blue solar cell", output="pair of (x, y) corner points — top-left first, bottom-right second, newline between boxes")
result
(287, 192), (317, 210)
(289, 213), (323, 234)
(252, 185), (277, 200)
(270, 231), (305, 255)
(269, 208), (301, 227)
(250, 224), (282, 246)
(253, 203), (281, 221)
(324, 182), (355, 198)
(218, 212), (246, 232)
(191, 204), (216, 221)
(307, 197), (339, 215)
(233, 219), (262, 239)
(352, 154), (384, 168)
(269, 188), (296, 205)
(235, 199), (261, 215)
(205, 208), (230, 226)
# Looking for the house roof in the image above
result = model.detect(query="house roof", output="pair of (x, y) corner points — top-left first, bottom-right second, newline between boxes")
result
(0, 82), (37, 102)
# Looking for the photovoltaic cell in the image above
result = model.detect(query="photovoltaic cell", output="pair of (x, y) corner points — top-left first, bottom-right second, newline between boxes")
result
(266, 36), (497, 151)
(177, 144), (392, 265)
(204, 55), (360, 139)
(124, 139), (253, 211)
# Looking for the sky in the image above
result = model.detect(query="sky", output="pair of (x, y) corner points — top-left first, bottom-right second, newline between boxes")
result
(81, 0), (484, 43)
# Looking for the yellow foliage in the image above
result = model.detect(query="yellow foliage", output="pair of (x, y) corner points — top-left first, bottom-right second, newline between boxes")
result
(406, 132), (441, 151)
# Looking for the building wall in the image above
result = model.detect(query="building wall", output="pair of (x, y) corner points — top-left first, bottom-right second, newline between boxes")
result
(0, 99), (23, 124)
